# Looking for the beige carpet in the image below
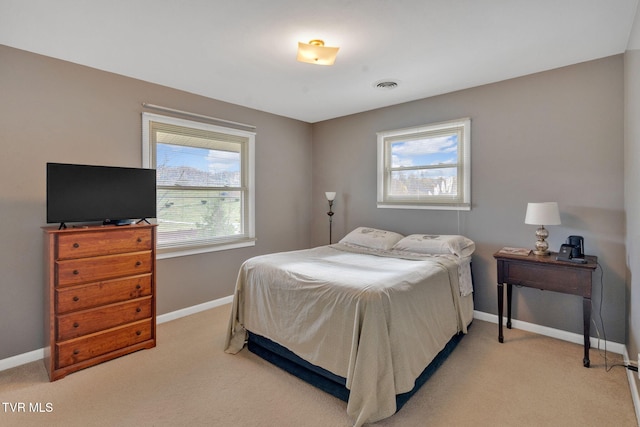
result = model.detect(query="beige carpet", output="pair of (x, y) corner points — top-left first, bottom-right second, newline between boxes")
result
(0, 303), (636, 427)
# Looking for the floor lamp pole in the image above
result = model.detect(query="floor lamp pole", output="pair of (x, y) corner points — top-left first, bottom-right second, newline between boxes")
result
(327, 200), (334, 244)
(325, 192), (336, 245)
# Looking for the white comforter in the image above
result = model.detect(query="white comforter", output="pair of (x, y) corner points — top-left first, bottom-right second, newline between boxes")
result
(225, 244), (470, 426)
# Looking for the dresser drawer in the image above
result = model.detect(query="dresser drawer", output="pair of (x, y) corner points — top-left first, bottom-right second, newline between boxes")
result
(57, 296), (152, 341)
(56, 251), (152, 287)
(56, 319), (153, 369)
(57, 228), (153, 260)
(56, 274), (152, 314)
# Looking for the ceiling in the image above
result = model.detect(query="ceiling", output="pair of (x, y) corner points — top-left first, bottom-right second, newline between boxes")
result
(1, 1), (638, 123)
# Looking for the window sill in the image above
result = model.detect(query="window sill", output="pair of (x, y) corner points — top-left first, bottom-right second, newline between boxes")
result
(156, 238), (256, 260)
(377, 202), (471, 211)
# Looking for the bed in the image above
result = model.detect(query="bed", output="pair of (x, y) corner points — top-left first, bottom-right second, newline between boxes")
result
(224, 227), (475, 426)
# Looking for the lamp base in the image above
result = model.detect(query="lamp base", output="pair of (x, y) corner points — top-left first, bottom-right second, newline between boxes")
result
(533, 225), (551, 256)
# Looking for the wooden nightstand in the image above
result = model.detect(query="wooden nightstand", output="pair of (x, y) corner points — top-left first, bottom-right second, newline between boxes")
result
(493, 250), (598, 367)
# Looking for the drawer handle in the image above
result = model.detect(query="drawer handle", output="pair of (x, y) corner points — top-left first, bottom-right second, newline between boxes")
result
(73, 349), (80, 355)
(137, 237), (142, 243)
(73, 322), (79, 328)
(136, 330), (142, 336)
(73, 270), (79, 275)
(73, 296), (79, 302)
(135, 261), (142, 267)
(136, 284), (141, 290)
(136, 307), (142, 313)
(73, 243), (80, 248)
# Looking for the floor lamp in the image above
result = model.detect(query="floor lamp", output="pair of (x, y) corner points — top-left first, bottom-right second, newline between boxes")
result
(325, 192), (336, 244)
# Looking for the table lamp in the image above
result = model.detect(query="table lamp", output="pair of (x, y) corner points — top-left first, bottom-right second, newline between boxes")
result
(524, 202), (561, 256)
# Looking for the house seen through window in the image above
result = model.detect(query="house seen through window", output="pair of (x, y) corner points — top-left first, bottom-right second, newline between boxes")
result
(143, 113), (255, 257)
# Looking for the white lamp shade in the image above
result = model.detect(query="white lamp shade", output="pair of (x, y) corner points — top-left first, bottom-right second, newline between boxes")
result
(524, 202), (561, 225)
(325, 192), (336, 201)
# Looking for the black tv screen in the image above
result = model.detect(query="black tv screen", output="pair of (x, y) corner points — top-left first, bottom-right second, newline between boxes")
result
(47, 163), (156, 226)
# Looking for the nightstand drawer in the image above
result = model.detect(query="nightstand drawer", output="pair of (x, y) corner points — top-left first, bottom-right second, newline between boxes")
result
(57, 296), (152, 341)
(56, 274), (152, 313)
(56, 251), (152, 287)
(503, 261), (591, 297)
(56, 319), (153, 368)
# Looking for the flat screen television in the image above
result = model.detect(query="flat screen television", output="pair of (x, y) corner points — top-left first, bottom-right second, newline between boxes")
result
(47, 162), (156, 228)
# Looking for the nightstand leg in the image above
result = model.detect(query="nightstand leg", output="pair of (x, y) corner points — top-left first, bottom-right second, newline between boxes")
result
(498, 283), (504, 343)
(583, 297), (591, 368)
(506, 284), (513, 329)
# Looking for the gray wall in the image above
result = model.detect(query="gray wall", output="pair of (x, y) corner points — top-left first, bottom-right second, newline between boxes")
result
(625, 6), (640, 400)
(312, 56), (626, 343)
(0, 44), (630, 361)
(0, 45), (313, 360)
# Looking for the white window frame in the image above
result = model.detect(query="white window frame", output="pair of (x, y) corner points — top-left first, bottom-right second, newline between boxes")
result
(377, 118), (471, 210)
(142, 112), (255, 259)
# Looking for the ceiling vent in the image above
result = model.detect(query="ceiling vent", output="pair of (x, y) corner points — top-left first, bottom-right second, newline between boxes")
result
(374, 80), (399, 90)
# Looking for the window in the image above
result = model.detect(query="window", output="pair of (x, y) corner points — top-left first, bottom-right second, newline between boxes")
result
(142, 113), (255, 258)
(377, 118), (471, 210)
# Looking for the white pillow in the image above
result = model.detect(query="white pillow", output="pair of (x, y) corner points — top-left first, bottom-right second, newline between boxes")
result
(392, 234), (475, 257)
(339, 227), (404, 251)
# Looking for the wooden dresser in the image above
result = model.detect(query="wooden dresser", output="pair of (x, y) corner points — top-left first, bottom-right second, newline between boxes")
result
(43, 224), (157, 381)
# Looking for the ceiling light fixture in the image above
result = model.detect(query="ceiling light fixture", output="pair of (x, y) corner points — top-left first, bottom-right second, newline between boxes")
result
(296, 39), (339, 65)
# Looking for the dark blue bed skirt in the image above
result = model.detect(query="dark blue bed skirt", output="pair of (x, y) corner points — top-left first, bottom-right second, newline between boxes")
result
(247, 326), (468, 412)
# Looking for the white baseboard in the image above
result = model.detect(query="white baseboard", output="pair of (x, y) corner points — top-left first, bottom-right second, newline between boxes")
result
(473, 310), (626, 354)
(0, 295), (234, 373)
(0, 304), (632, 374)
(0, 348), (46, 373)
(622, 347), (640, 427)
(156, 295), (233, 324)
